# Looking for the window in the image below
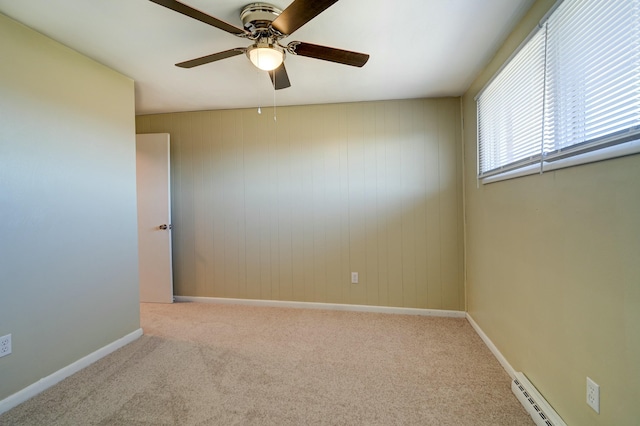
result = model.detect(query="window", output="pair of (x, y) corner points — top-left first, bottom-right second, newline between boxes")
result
(477, 28), (546, 177)
(477, 0), (640, 181)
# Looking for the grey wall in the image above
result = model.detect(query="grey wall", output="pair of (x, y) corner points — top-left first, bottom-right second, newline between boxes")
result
(0, 14), (140, 400)
(137, 98), (465, 310)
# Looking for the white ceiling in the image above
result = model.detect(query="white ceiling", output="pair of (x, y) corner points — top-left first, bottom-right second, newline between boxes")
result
(0, 0), (534, 115)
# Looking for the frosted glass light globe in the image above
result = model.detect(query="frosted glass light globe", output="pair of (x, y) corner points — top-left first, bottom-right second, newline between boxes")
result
(248, 45), (284, 71)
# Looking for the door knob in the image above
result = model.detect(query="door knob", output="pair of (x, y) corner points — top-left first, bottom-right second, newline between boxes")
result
(159, 224), (172, 230)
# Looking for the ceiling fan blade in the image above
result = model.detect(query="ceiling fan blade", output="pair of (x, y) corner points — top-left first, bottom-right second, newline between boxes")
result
(149, 0), (248, 36)
(271, 0), (339, 36)
(288, 42), (370, 67)
(268, 64), (292, 90)
(176, 48), (245, 68)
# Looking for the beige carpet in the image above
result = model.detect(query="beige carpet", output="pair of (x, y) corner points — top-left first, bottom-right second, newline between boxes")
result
(1, 302), (534, 425)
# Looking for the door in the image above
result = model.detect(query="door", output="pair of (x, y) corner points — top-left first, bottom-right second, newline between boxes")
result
(136, 133), (173, 303)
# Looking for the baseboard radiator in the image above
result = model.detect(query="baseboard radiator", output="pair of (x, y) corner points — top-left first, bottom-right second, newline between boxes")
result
(512, 372), (567, 426)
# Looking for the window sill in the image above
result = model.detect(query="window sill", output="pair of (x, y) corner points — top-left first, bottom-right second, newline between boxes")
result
(480, 139), (640, 185)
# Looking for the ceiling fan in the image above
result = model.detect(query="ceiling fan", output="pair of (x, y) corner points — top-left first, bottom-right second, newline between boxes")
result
(149, 0), (370, 90)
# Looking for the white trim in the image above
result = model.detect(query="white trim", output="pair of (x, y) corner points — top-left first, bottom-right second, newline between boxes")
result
(0, 328), (143, 415)
(544, 138), (640, 171)
(174, 296), (467, 318)
(481, 139), (640, 184)
(465, 313), (516, 379)
(481, 162), (540, 184)
(466, 316), (566, 424)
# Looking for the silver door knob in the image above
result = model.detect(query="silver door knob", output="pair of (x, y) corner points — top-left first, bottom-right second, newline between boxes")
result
(159, 224), (172, 230)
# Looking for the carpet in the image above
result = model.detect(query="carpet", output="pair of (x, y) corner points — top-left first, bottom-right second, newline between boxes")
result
(0, 302), (534, 425)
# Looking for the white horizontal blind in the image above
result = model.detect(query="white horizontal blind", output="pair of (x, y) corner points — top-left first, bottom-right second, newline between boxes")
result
(543, 0), (640, 159)
(478, 28), (546, 177)
(477, 0), (640, 179)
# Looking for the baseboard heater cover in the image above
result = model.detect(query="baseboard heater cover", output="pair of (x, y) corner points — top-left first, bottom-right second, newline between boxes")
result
(512, 372), (566, 426)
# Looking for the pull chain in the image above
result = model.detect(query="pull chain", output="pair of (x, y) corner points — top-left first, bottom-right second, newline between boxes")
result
(273, 71), (277, 121)
(257, 64), (262, 114)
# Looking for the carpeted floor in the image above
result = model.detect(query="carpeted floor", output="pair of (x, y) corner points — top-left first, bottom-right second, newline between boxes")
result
(0, 302), (534, 425)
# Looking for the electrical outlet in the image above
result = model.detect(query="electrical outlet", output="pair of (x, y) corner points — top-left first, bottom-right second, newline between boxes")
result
(0, 334), (11, 358)
(351, 272), (358, 284)
(587, 377), (600, 413)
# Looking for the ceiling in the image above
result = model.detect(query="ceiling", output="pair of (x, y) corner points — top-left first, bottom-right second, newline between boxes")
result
(0, 0), (534, 115)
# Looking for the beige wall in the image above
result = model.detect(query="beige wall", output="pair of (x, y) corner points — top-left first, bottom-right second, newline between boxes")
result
(0, 14), (140, 400)
(462, 1), (640, 424)
(137, 98), (464, 310)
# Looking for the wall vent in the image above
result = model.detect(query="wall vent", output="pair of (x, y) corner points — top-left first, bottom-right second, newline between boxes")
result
(512, 372), (566, 426)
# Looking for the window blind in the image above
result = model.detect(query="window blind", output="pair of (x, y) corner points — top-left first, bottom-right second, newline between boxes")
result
(543, 0), (640, 160)
(477, 28), (546, 178)
(477, 0), (640, 179)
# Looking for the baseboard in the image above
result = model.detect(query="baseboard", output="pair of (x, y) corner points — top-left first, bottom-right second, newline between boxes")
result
(465, 314), (566, 425)
(465, 313), (516, 379)
(0, 328), (143, 415)
(174, 296), (467, 318)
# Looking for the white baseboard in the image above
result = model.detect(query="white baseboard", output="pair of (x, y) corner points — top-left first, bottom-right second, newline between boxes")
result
(0, 328), (143, 415)
(174, 296), (467, 318)
(465, 313), (516, 379)
(465, 314), (567, 425)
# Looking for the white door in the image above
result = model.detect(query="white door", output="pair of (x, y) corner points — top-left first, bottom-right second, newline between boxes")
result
(136, 133), (173, 303)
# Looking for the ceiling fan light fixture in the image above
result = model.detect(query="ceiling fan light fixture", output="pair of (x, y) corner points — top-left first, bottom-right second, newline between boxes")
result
(150, 0), (370, 91)
(247, 43), (284, 71)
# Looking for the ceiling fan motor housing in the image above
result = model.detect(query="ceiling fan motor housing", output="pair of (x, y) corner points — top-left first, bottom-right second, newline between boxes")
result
(240, 3), (282, 34)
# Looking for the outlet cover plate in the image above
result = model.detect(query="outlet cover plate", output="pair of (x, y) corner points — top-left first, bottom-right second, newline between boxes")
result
(587, 377), (600, 413)
(0, 334), (11, 358)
